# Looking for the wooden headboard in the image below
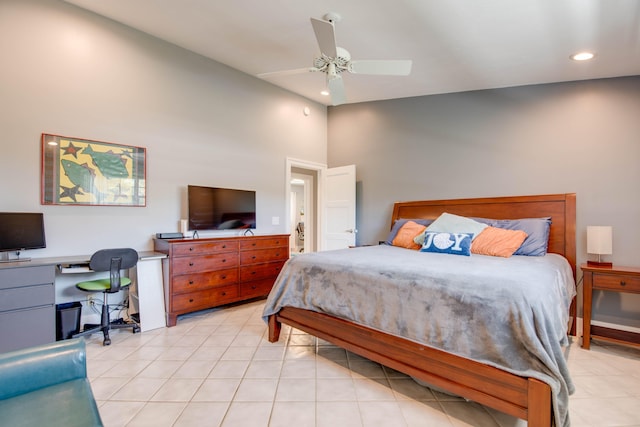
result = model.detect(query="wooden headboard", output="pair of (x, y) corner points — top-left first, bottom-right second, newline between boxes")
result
(391, 193), (576, 277)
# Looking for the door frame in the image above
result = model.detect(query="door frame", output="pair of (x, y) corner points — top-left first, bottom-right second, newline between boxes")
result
(285, 157), (325, 252)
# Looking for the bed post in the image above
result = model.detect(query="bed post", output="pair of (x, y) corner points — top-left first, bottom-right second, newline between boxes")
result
(268, 314), (281, 342)
(527, 378), (552, 427)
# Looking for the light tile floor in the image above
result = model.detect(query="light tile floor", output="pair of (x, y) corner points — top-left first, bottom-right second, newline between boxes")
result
(85, 300), (640, 426)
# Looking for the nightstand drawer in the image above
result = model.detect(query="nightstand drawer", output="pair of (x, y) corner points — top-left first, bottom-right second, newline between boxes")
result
(593, 274), (640, 292)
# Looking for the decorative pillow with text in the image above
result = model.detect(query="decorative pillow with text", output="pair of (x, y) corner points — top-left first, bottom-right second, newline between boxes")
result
(420, 232), (473, 256)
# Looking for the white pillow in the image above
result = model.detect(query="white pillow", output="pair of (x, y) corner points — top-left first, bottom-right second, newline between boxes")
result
(414, 212), (488, 245)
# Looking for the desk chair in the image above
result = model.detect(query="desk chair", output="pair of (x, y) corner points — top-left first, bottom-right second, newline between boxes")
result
(73, 248), (140, 346)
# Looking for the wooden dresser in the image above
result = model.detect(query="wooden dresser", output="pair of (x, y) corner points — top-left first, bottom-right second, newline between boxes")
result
(154, 234), (289, 326)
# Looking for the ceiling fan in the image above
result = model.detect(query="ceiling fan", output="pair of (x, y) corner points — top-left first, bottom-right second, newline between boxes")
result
(257, 12), (413, 106)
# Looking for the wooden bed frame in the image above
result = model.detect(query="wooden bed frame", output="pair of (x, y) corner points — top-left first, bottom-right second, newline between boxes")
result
(268, 193), (576, 427)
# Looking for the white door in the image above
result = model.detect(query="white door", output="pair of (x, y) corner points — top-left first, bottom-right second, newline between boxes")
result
(322, 165), (356, 250)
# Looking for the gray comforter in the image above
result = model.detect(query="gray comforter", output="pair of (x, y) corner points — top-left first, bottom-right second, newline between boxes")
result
(262, 245), (576, 426)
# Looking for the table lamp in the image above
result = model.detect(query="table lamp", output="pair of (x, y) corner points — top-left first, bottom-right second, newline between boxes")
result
(586, 226), (613, 267)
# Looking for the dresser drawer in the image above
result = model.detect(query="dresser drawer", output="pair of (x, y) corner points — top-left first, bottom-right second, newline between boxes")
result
(172, 253), (238, 274)
(171, 285), (239, 312)
(240, 248), (288, 265)
(593, 273), (640, 292)
(240, 260), (286, 282)
(239, 278), (275, 298)
(172, 240), (238, 257)
(172, 268), (238, 293)
(240, 236), (288, 250)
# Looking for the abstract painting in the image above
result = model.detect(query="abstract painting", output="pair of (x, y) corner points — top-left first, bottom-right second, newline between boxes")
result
(41, 134), (146, 206)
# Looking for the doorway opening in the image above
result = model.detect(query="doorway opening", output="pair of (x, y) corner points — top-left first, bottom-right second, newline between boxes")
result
(286, 158), (323, 255)
(290, 173), (310, 254)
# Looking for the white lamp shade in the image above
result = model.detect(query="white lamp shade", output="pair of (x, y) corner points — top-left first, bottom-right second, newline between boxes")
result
(587, 226), (613, 255)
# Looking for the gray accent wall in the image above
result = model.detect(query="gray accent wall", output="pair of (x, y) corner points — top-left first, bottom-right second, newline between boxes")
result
(0, 0), (326, 256)
(328, 76), (640, 327)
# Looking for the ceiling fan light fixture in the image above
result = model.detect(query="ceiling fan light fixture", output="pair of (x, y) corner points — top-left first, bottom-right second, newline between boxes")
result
(571, 51), (595, 61)
(256, 12), (413, 106)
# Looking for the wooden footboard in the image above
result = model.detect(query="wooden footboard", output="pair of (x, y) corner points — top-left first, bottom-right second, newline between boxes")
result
(269, 307), (552, 427)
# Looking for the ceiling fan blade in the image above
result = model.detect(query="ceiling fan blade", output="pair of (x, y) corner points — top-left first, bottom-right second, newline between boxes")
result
(310, 17), (337, 58)
(349, 60), (413, 76)
(257, 67), (319, 79)
(327, 76), (346, 106)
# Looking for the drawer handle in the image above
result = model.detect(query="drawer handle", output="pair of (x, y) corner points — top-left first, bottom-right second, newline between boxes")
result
(252, 256), (256, 260)
(221, 292), (227, 296)
(620, 281), (627, 287)
(221, 275), (227, 279)
(189, 280), (194, 285)
(276, 253), (280, 257)
(251, 271), (256, 275)
(189, 247), (194, 251)
(222, 259), (226, 263)
(222, 245), (226, 248)
(189, 262), (194, 266)
(189, 298), (194, 303)
(251, 285), (257, 290)
(252, 243), (257, 247)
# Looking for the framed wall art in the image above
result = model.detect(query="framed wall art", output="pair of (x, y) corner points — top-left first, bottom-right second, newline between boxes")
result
(41, 134), (146, 206)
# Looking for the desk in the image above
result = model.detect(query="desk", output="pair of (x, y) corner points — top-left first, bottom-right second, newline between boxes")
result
(0, 251), (166, 353)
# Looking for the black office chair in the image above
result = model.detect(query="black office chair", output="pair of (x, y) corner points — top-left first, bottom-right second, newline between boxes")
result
(73, 248), (140, 345)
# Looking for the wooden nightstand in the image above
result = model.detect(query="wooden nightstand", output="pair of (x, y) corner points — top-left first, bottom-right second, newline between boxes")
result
(581, 263), (640, 349)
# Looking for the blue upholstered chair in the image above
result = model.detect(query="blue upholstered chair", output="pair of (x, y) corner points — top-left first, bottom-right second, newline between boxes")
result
(0, 338), (103, 427)
(73, 248), (140, 345)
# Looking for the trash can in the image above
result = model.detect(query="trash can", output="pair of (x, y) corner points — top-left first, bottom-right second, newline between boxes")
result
(56, 302), (82, 340)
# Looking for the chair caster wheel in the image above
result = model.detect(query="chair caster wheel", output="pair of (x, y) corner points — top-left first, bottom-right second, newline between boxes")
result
(103, 338), (111, 346)
(133, 326), (141, 333)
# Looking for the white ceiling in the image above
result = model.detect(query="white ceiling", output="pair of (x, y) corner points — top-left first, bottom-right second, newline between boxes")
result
(64, 0), (640, 106)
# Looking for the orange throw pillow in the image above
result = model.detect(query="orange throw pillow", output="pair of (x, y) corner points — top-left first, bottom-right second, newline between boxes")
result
(471, 226), (528, 258)
(392, 220), (427, 250)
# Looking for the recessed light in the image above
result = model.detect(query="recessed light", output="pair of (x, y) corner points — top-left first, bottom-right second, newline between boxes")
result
(320, 90), (330, 96)
(571, 52), (595, 61)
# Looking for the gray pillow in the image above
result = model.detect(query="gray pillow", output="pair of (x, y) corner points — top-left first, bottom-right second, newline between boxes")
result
(493, 217), (552, 256)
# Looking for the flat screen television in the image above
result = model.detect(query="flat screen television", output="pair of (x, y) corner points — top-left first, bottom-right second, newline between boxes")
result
(188, 185), (256, 231)
(0, 212), (46, 261)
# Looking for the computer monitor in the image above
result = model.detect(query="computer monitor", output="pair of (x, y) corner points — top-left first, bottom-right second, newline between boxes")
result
(0, 212), (46, 262)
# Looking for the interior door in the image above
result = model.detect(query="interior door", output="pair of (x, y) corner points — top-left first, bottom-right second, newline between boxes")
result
(322, 165), (356, 250)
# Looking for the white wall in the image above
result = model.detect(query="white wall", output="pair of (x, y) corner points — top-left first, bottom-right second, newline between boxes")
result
(328, 76), (640, 328)
(0, 0), (327, 257)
